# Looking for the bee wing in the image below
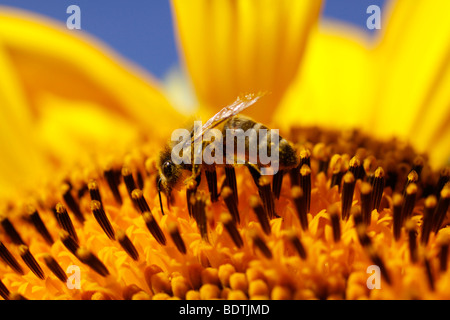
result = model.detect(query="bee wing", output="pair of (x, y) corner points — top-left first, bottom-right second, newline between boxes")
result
(183, 92), (266, 148)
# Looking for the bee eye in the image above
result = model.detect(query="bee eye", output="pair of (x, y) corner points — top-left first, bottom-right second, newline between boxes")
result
(162, 161), (173, 177)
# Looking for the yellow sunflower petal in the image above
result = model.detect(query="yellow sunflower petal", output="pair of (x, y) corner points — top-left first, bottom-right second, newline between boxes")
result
(371, 0), (450, 168)
(0, 42), (46, 198)
(171, 0), (322, 124)
(0, 8), (182, 197)
(275, 22), (375, 133)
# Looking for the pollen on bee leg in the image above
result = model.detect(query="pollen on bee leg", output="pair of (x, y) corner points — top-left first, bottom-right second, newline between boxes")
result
(19, 245), (45, 280)
(205, 166), (219, 203)
(167, 222), (187, 254)
(258, 176), (275, 220)
(291, 186), (307, 231)
(104, 167), (122, 205)
(90, 200), (115, 240)
(56, 203), (78, 244)
(76, 247), (110, 277)
(0, 279), (10, 300)
(142, 211), (167, 246)
(0, 241), (24, 275)
(341, 172), (356, 221)
(131, 189), (151, 214)
(249, 229), (272, 259)
(224, 166), (238, 205)
(0, 215), (25, 245)
(61, 183), (85, 224)
(25, 205), (54, 246)
(43, 253), (68, 283)
(221, 186), (240, 224)
(360, 182), (373, 226)
(59, 230), (80, 256)
(220, 213), (243, 248)
(249, 195), (270, 235)
(116, 229), (139, 261)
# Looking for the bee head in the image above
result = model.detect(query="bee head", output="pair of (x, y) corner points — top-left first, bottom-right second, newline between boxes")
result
(162, 159), (176, 181)
(157, 146), (182, 215)
(158, 146), (182, 191)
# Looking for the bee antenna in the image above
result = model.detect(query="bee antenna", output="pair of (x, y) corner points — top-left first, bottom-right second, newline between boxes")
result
(157, 178), (165, 216)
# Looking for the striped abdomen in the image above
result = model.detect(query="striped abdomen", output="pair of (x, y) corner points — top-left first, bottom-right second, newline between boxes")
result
(221, 116), (298, 169)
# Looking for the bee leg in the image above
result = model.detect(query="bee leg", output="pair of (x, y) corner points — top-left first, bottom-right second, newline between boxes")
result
(246, 163), (279, 219)
(204, 165), (219, 203)
(161, 186), (174, 213)
(184, 164), (202, 188)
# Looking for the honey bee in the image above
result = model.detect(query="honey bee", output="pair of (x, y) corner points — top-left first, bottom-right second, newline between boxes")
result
(156, 93), (299, 215)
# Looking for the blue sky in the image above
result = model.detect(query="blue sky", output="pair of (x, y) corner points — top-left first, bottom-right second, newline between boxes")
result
(0, 0), (385, 79)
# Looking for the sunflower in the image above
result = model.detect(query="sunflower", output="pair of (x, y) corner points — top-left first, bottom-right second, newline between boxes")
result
(0, 0), (449, 301)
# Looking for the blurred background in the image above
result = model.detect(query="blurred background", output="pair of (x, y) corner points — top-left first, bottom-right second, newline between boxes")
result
(0, 0), (385, 80)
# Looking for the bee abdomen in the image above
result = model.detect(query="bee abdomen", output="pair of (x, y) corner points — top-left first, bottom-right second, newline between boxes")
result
(223, 116), (298, 169)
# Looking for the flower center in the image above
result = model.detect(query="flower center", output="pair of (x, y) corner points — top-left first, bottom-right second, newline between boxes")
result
(0, 126), (449, 300)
